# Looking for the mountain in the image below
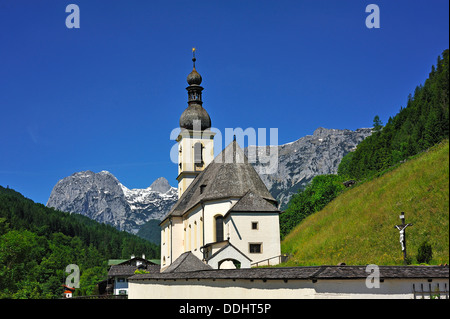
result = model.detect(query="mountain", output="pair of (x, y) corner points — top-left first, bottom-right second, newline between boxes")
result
(247, 127), (372, 208)
(46, 171), (177, 237)
(281, 140), (449, 266)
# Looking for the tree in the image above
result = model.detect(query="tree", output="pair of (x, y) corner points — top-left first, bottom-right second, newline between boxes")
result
(417, 241), (433, 264)
(280, 175), (346, 238)
(337, 152), (354, 178)
(372, 115), (383, 133)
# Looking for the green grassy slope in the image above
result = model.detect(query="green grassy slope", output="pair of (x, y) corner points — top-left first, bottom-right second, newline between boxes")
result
(281, 140), (449, 266)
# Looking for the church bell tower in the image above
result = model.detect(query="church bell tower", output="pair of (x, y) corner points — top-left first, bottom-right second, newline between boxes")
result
(177, 49), (215, 198)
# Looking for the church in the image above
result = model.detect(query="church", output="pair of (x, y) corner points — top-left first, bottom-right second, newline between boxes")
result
(159, 52), (282, 271)
(128, 53), (449, 299)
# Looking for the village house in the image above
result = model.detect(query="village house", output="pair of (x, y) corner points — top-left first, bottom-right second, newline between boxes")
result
(107, 255), (160, 296)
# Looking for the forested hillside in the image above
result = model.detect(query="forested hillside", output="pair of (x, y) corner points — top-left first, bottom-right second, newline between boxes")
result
(338, 49), (449, 180)
(280, 49), (449, 239)
(0, 186), (159, 298)
(281, 140), (449, 266)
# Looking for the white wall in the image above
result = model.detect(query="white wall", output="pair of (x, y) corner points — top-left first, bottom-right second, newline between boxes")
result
(177, 130), (215, 197)
(207, 244), (251, 269)
(129, 278), (449, 299)
(226, 213), (281, 266)
(161, 200), (283, 271)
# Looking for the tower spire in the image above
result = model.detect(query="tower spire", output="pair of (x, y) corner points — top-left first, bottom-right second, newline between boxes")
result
(192, 47), (196, 68)
(180, 49), (211, 131)
(176, 49), (215, 198)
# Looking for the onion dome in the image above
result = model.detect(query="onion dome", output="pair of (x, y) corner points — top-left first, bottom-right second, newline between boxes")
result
(179, 104), (211, 130)
(187, 67), (202, 86)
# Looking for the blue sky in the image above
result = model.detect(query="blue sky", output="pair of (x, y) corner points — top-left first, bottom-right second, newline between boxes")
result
(0, 0), (448, 205)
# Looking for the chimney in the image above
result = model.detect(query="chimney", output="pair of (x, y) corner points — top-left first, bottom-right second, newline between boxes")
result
(142, 254), (145, 260)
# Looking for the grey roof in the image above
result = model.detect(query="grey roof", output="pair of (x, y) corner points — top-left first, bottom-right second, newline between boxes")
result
(129, 265), (449, 281)
(162, 141), (276, 222)
(163, 252), (213, 273)
(206, 241), (252, 262)
(108, 264), (160, 277)
(227, 190), (279, 214)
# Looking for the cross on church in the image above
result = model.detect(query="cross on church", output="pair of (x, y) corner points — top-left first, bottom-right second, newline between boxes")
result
(394, 212), (413, 265)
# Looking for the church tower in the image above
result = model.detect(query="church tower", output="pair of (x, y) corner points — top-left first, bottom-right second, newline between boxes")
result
(177, 49), (215, 198)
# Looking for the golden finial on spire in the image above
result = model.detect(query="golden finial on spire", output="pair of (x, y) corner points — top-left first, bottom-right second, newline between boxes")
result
(192, 47), (196, 68)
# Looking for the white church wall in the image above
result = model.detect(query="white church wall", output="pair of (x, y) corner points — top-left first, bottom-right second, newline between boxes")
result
(202, 199), (238, 244)
(161, 216), (185, 271)
(226, 213), (281, 266)
(184, 205), (204, 261)
(129, 278), (449, 299)
(177, 130), (215, 197)
(161, 199), (282, 271)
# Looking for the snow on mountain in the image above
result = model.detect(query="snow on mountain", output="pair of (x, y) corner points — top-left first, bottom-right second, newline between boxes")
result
(47, 171), (177, 234)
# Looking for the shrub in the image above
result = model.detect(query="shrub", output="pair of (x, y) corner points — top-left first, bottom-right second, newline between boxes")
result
(417, 241), (433, 264)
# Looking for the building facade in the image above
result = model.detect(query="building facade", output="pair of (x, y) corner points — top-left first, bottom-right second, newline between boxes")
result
(160, 54), (282, 271)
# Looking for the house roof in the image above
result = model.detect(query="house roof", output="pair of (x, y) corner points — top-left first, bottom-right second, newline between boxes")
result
(130, 265), (449, 281)
(108, 264), (160, 277)
(206, 241), (252, 262)
(108, 257), (160, 267)
(161, 141), (276, 223)
(226, 190), (279, 215)
(108, 259), (128, 266)
(163, 252), (212, 273)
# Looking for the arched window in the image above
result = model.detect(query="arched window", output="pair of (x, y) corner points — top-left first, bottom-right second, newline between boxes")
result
(194, 142), (203, 165)
(194, 221), (197, 250)
(215, 215), (224, 242)
(188, 224), (192, 251)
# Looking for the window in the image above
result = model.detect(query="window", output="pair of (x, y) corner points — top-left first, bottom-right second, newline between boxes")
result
(249, 243), (262, 254)
(251, 222), (259, 230)
(215, 215), (224, 242)
(194, 142), (203, 165)
(194, 221), (197, 250)
(188, 224), (192, 251)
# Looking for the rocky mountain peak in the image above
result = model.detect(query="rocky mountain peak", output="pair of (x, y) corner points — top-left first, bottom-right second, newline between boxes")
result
(149, 177), (172, 193)
(248, 127), (372, 208)
(313, 127), (336, 138)
(47, 171), (177, 235)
